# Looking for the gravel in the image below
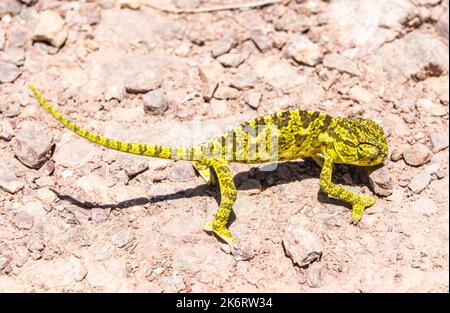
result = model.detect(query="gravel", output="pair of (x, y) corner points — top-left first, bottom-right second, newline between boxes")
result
(0, 0), (447, 293)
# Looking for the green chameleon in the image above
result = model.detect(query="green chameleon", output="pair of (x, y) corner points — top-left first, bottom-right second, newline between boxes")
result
(28, 84), (388, 247)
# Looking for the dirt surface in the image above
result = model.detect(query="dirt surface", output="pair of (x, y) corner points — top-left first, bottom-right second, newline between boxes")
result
(0, 0), (449, 292)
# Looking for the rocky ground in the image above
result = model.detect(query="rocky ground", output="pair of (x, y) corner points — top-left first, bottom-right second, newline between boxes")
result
(0, 0), (449, 292)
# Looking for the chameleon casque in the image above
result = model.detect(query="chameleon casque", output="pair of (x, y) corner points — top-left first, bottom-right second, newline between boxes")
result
(28, 84), (388, 247)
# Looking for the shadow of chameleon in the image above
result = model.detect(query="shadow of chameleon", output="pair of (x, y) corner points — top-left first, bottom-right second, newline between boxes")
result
(50, 159), (378, 223)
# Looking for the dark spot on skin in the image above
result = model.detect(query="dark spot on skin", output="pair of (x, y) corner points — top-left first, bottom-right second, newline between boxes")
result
(254, 117), (266, 127)
(154, 145), (162, 157)
(240, 121), (250, 129)
(320, 115), (332, 132)
(300, 110), (311, 128)
(139, 144), (146, 154)
(295, 134), (306, 147)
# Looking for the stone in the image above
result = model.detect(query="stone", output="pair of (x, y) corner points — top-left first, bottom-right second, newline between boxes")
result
(0, 27), (4, 50)
(0, 166), (23, 194)
(18, 0), (38, 5)
(306, 262), (326, 288)
(1, 47), (25, 65)
(0, 61), (22, 83)
(14, 211), (33, 230)
(254, 55), (306, 92)
(169, 161), (196, 181)
(396, 98), (416, 112)
(250, 30), (273, 53)
(86, 51), (169, 96)
(90, 208), (111, 223)
(174, 42), (191, 57)
(32, 10), (68, 48)
(217, 53), (247, 68)
(125, 72), (164, 94)
(53, 136), (97, 168)
(202, 79), (218, 102)
(403, 144), (432, 166)
(71, 260), (88, 282)
(36, 187), (57, 203)
(211, 33), (238, 57)
(348, 86), (375, 104)
(282, 216), (322, 267)
(284, 34), (322, 66)
(8, 25), (29, 48)
(104, 85), (126, 102)
(412, 196), (439, 217)
(369, 168), (393, 196)
(327, 0), (417, 49)
(143, 90), (169, 115)
(13, 121), (54, 169)
(0, 120), (13, 141)
(436, 2), (448, 41)
(390, 145), (407, 162)
(0, 0), (21, 17)
(415, 0), (441, 4)
(214, 86), (239, 100)
(123, 159), (149, 178)
(244, 91), (262, 110)
(368, 31), (449, 82)
(0, 255), (11, 272)
(21, 201), (46, 218)
(416, 98), (447, 116)
(409, 171), (432, 194)
(112, 230), (135, 248)
(174, 0), (202, 9)
(322, 53), (361, 76)
(430, 131), (449, 153)
(232, 245), (255, 262)
(118, 0), (141, 10)
(230, 70), (258, 90)
(27, 233), (45, 252)
(403, 112), (417, 124)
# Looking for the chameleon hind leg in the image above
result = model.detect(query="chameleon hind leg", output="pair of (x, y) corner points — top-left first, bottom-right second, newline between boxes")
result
(319, 153), (375, 224)
(193, 161), (216, 185)
(203, 160), (238, 246)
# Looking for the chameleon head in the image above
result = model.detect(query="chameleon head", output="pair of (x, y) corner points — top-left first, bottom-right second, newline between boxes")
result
(331, 118), (388, 166)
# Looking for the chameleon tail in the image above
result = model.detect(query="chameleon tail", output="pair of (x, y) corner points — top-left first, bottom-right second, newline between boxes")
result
(28, 84), (197, 161)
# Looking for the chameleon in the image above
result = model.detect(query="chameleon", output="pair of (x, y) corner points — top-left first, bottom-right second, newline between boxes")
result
(28, 84), (388, 247)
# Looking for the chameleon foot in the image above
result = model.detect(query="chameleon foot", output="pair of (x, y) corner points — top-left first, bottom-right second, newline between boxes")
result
(351, 196), (376, 224)
(203, 221), (237, 247)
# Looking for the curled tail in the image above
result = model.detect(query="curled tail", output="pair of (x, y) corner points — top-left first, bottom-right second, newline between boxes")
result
(28, 84), (197, 161)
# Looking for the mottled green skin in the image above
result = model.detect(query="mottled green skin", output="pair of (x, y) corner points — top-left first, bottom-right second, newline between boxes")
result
(29, 84), (388, 247)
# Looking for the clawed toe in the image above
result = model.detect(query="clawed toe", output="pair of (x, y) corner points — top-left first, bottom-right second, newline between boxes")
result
(203, 221), (237, 247)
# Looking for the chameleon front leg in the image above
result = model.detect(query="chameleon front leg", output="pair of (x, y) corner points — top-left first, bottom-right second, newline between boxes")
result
(193, 161), (216, 185)
(312, 155), (324, 168)
(319, 152), (375, 224)
(203, 159), (238, 246)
